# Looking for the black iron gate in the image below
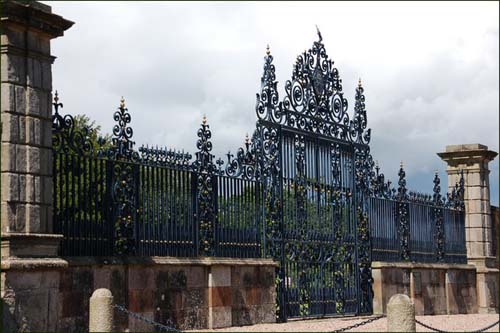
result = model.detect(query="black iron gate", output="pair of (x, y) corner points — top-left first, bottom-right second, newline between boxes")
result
(256, 32), (373, 321)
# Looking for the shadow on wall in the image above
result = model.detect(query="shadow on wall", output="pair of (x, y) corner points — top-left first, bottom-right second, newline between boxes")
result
(1, 298), (18, 332)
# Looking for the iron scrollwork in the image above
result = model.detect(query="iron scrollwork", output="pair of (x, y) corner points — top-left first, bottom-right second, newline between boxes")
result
(432, 172), (445, 262)
(106, 98), (139, 255)
(282, 34), (350, 139)
(354, 146), (375, 314)
(193, 116), (217, 256)
(225, 133), (259, 180)
(52, 91), (94, 156)
(396, 163), (410, 261)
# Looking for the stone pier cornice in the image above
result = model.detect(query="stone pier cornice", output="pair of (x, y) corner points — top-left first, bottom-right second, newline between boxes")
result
(1, 0), (74, 38)
(437, 144), (498, 167)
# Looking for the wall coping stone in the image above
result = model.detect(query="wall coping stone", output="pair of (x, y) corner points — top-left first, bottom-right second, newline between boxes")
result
(1, 257), (68, 270)
(65, 256), (279, 267)
(372, 261), (476, 270)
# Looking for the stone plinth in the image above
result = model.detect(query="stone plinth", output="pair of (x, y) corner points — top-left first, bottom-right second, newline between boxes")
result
(372, 262), (477, 316)
(1, 257), (277, 331)
(1, 0), (73, 257)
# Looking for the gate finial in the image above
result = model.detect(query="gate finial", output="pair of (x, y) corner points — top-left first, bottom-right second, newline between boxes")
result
(315, 24), (323, 42)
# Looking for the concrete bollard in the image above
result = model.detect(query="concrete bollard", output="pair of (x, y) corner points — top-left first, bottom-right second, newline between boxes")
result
(387, 294), (415, 332)
(89, 288), (114, 332)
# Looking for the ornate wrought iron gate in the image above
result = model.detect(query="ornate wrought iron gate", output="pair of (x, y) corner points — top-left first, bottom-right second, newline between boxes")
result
(255, 33), (373, 321)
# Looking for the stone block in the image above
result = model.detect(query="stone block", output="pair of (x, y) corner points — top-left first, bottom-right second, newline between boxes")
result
(26, 203), (42, 232)
(1, 112), (19, 143)
(61, 290), (84, 318)
(15, 289), (50, 331)
(128, 311), (154, 332)
(209, 266), (231, 287)
(27, 57), (43, 89)
(40, 271), (60, 289)
(26, 31), (51, 55)
(25, 146), (52, 175)
(1, 143), (17, 172)
(42, 119), (52, 147)
(13, 203), (26, 232)
(187, 266), (206, 288)
(42, 176), (53, 205)
(239, 266), (256, 288)
(1, 202), (16, 232)
(26, 87), (50, 119)
(467, 214), (486, 228)
(211, 286), (232, 307)
(1, 172), (19, 202)
(93, 267), (111, 290)
(128, 289), (154, 312)
(231, 305), (258, 326)
(1, 25), (26, 48)
(467, 227), (488, 242)
(210, 306), (231, 329)
(467, 200), (489, 215)
(260, 286), (276, 304)
(26, 116), (42, 146)
(259, 303), (277, 323)
(467, 186), (485, 201)
(4, 271), (42, 290)
(1, 53), (26, 85)
(183, 287), (208, 309)
(16, 144), (27, 173)
(41, 62), (52, 91)
(257, 266), (275, 288)
(129, 266), (154, 290)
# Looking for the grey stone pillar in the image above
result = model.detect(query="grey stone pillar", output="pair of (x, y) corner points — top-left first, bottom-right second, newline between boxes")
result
(1, 1), (73, 258)
(437, 144), (497, 263)
(438, 144), (499, 313)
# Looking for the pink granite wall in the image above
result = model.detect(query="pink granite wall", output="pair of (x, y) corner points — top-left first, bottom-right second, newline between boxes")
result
(1, 258), (277, 331)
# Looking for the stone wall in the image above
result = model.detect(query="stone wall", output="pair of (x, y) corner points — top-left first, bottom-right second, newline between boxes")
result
(1, 257), (276, 331)
(372, 262), (477, 316)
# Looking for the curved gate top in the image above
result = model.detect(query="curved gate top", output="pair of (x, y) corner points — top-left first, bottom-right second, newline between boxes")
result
(254, 30), (374, 321)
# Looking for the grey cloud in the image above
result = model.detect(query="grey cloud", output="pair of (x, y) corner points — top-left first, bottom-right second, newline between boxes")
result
(46, 1), (499, 204)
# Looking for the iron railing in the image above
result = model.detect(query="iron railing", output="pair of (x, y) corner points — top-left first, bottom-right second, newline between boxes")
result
(369, 163), (466, 264)
(52, 94), (263, 258)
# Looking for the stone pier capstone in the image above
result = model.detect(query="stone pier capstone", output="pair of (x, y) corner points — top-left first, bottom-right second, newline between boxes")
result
(89, 288), (114, 332)
(387, 294), (415, 332)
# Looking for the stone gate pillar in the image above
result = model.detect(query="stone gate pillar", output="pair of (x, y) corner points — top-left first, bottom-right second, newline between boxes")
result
(438, 143), (498, 313)
(1, 1), (73, 258)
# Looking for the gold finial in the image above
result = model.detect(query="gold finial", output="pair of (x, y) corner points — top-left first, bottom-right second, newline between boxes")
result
(358, 77), (362, 87)
(435, 169), (439, 175)
(375, 160), (379, 168)
(400, 160), (404, 168)
(54, 90), (59, 103)
(245, 133), (250, 144)
(120, 96), (125, 108)
(202, 114), (207, 125)
(266, 44), (270, 56)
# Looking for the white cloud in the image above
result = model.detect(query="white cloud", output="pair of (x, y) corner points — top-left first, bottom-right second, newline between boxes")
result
(45, 1), (499, 204)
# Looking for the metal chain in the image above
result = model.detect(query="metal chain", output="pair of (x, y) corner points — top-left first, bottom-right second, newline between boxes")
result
(332, 315), (386, 332)
(416, 318), (500, 333)
(114, 304), (181, 332)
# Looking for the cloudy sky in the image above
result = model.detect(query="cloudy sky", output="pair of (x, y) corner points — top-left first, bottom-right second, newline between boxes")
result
(44, 1), (499, 204)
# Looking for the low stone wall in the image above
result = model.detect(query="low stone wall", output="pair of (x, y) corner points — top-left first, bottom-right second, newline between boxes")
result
(1, 257), (277, 331)
(372, 261), (477, 316)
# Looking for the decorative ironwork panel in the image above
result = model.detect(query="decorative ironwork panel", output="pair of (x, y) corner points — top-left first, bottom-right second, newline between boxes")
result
(256, 30), (374, 321)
